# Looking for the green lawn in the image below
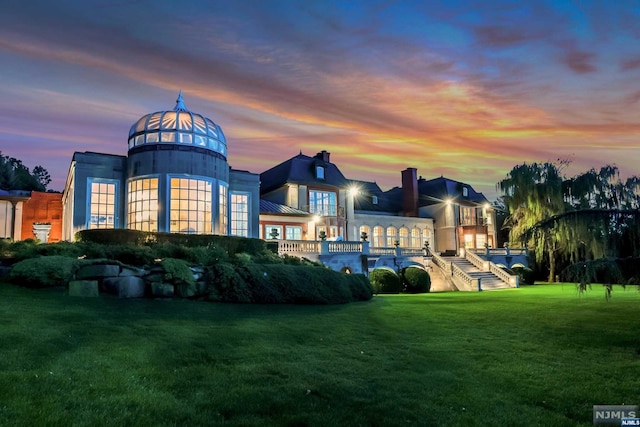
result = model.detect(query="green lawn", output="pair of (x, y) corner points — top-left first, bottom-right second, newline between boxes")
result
(1, 282), (638, 426)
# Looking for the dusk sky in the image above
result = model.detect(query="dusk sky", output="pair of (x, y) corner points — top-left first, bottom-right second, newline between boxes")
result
(1, 0), (639, 200)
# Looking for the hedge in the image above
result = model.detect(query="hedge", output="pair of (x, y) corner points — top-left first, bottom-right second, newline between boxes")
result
(402, 267), (431, 293)
(370, 269), (401, 294)
(9, 256), (79, 288)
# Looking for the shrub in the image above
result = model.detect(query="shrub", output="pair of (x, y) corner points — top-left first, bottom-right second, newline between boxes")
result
(345, 273), (374, 300)
(402, 267), (431, 293)
(161, 258), (195, 286)
(511, 266), (534, 286)
(207, 262), (252, 303)
(9, 256), (79, 288)
(369, 269), (401, 294)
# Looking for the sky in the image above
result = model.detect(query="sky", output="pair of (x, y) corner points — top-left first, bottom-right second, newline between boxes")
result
(1, 0), (639, 201)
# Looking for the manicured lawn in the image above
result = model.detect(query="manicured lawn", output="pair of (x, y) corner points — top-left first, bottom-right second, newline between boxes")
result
(0, 282), (638, 426)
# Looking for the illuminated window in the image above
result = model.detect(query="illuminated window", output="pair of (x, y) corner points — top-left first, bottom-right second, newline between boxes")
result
(169, 177), (212, 234)
(88, 179), (117, 229)
(410, 228), (421, 248)
(359, 225), (370, 240)
(464, 234), (474, 248)
(463, 187), (469, 197)
(460, 207), (475, 226)
(423, 229), (432, 248)
(386, 227), (397, 247)
(286, 226), (302, 240)
(372, 226), (384, 247)
(230, 192), (249, 237)
(399, 227), (409, 247)
(309, 190), (336, 216)
(219, 183), (228, 235)
(128, 178), (158, 232)
(476, 234), (486, 249)
(316, 166), (325, 180)
(372, 195), (378, 205)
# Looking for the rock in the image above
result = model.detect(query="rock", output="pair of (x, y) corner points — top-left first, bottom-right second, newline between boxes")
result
(150, 282), (174, 298)
(103, 276), (146, 298)
(75, 264), (120, 280)
(119, 267), (145, 277)
(68, 280), (99, 297)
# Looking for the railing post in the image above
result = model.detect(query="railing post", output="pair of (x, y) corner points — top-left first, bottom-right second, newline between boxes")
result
(477, 278), (482, 292)
(320, 240), (329, 255)
(361, 240), (370, 255)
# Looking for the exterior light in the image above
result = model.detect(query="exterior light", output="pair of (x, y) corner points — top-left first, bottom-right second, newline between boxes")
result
(312, 215), (321, 223)
(445, 199), (452, 206)
(348, 186), (360, 198)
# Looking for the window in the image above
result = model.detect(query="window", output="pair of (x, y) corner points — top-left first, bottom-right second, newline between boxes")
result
(309, 190), (337, 216)
(464, 234), (474, 248)
(88, 179), (117, 229)
(230, 192), (249, 237)
(169, 177), (213, 234)
(372, 195), (378, 205)
(399, 227), (409, 247)
(359, 225), (370, 240)
(476, 234), (486, 249)
(219, 183), (228, 235)
(372, 226), (384, 247)
(386, 226), (397, 247)
(316, 166), (325, 180)
(286, 226), (302, 240)
(462, 187), (469, 197)
(266, 225), (282, 239)
(460, 207), (475, 226)
(128, 178), (158, 232)
(410, 228), (421, 248)
(423, 229), (432, 248)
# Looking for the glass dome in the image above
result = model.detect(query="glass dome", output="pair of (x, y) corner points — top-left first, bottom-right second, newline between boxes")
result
(127, 92), (227, 158)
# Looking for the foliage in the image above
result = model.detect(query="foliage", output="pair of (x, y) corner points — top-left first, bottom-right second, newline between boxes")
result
(562, 258), (624, 296)
(369, 268), (401, 294)
(161, 258), (195, 286)
(511, 266), (534, 286)
(9, 256), (79, 287)
(207, 263), (370, 304)
(0, 152), (50, 191)
(401, 267), (431, 293)
(498, 162), (640, 282)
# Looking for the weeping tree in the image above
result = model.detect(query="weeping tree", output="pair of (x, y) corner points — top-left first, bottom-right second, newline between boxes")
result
(498, 162), (566, 282)
(498, 163), (640, 282)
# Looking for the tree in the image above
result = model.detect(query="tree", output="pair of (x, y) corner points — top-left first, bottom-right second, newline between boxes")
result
(0, 152), (50, 192)
(498, 162), (565, 282)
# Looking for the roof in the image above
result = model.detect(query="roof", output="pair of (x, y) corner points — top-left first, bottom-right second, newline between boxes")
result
(260, 152), (349, 194)
(260, 199), (311, 216)
(417, 176), (489, 206)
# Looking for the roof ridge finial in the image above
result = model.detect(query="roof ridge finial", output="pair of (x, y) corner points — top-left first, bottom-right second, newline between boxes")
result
(174, 90), (189, 112)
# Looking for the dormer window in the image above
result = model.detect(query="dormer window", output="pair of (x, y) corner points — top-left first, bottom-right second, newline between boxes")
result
(372, 195), (378, 205)
(316, 165), (325, 180)
(462, 187), (468, 198)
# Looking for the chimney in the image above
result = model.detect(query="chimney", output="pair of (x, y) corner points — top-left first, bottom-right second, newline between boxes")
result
(401, 168), (418, 217)
(315, 150), (330, 163)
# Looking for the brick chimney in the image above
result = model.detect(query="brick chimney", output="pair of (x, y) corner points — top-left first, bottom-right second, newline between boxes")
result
(315, 150), (330, 163)
(402, 168), (418, 217)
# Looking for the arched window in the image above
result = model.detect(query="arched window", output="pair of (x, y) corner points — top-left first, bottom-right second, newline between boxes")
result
(423, 229), (432, 248)
(410, 227), (421, 248)
(386, 226), (397, 247)
(399, 227), (409, 248)
(373, 226), (384, 247)
(359, 225), (370, 241)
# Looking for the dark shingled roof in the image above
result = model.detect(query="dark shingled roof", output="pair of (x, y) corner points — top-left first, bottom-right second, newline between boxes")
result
(260, 199), (310, 216)
(417, 177), (489, 206)
(260, 152), (349, 194)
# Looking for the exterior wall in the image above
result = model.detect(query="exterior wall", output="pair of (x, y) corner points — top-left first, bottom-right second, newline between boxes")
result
(127, 145), (229, 181)
(259, 214), (312, 240)
(20, 192), (63, 242)
(229, 169), (260, 238)
(351, 212), (434, 248)
(421, 204), (457, 253)
(0, 200), (24, 239)
(63, 152), (127, 240)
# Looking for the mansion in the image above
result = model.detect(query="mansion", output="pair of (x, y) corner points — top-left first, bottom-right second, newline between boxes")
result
(1, 94), (497, 254)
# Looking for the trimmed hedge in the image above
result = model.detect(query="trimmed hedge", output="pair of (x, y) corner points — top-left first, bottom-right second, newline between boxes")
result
(9, 256), (79, 288)
(402, 267), (431, 293)
(207, 263), (372, 304)
(370, 269), (401, 294)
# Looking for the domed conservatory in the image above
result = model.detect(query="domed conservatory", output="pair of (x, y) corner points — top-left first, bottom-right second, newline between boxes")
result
(62, 92), (259, 240)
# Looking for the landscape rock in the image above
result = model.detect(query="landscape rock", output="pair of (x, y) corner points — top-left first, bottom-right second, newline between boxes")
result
(150, 282), (174, 298)
(103, 276), (146, 298)
(75, 264), (120, 280)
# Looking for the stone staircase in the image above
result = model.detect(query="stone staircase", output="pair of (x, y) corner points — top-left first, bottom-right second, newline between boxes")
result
(449, 256), (512, 291)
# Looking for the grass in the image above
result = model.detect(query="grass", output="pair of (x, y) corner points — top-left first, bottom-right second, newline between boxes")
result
(0, 282), (639, 426)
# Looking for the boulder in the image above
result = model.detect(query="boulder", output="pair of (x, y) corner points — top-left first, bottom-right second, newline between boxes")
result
(103, 276), (146, 298)
(119, 267), (145, 277)
(150, 282), (174, 298)
(75, 264), (120, 280)
(68, 280), (99, 297)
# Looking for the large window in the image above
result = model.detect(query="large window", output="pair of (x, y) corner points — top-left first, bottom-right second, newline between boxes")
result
(169, 177), (212, 234)
(128, 178), (158, 232)
(88, 179), (117, 229)
(372, 226), (384, 247)
(265, 225), (282, 239)
(460, 207), (475, 226)
(386, 227), (397, 247)
(286, 226), (302, 240)
(230, 192), (249, 237)
(359, 225), (370, 241)
(309, 190), (337, 216)
(399, 227), (409, 248)
(410, 228), (421, 248)
(218, 183), (228, 235)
